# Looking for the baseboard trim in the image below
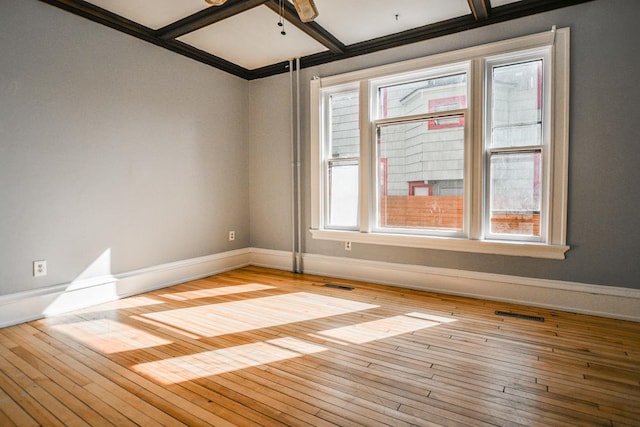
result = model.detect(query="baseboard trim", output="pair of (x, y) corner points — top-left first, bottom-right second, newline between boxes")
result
(115, 249), (250, 298)
(298, 252), (640, 322)
(1, 248), (637, 328)
(248, 247), (294, 271)
(0, 249), (251, 328)
(247, 248), (640, 322)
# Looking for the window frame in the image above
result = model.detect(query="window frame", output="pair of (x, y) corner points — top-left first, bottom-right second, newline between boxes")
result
(484, 50), (551, 243)
(428, 95), (467, 130)
(320, 83), (361, 231)
(370, 64), (471, 239)
(310, 28), (570, 259)
(372, 109), (471, 238)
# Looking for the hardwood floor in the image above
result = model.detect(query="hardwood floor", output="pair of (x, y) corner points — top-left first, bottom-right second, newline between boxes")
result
(0, 266), (638, 426)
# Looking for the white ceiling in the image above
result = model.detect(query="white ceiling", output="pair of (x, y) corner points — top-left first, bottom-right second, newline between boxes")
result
(314, 0), (472, 45)
(76, 0), (540, 74)
(86, 0), (212, 30)
(178, 6), (327, 70)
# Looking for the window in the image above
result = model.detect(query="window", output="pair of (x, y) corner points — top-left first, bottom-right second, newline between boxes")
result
(408, 181), (433, 196)
(375, 70), (468, 234)
(310, 29), (570, 259)
(486, 56), (546, 240)
(324, 89), (359, 228)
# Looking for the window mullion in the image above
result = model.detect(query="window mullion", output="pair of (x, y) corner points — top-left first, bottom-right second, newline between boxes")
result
(469, 58), (484, 240)
(359, 79), (372, 232)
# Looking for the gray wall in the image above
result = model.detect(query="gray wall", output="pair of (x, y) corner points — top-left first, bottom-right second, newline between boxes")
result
(2, 0), (638, 298)
(249, 74), (293, 251)
(0, 0), (249, 296)
(249, 0), (640, 289)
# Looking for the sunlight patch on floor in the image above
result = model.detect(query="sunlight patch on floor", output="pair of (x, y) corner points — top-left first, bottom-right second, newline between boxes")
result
(141, 292), (378, 337)
(160, 283), (276, 301)
(80, 295), (165, 311)
(129, 315), (204, 340)
(133, 337), (327, 384)
(51, 318), (172, 353)
(315, 312), (457, 344)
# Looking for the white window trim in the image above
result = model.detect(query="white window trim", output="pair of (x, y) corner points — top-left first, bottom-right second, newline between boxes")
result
(310, 28), (570, 260)
(483, 49), (550, 243)
(369, 61), (472, 239)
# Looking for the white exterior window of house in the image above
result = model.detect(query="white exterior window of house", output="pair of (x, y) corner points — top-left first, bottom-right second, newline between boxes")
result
(325, 88), (360, 229)
(374, 69), (469, 237)
(310, 28), (570, 259)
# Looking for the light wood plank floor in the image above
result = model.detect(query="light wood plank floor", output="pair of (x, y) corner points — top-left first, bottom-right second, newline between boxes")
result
(0, 266), (639, 426)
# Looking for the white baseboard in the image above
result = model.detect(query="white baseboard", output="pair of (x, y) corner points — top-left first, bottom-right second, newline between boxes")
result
(0, 249), (251, 328)
(115, 249), (250, 298)
(299, 252), (640, 322)
(1, 247), (638, 328)
(247, 248), (640, 322)
(248, 247), (294, 270)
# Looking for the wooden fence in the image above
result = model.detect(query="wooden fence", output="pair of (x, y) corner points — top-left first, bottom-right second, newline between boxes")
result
(380, 196), (540, 235)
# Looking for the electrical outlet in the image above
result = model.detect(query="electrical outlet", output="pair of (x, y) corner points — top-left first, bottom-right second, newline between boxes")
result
(33, 260), (47, 277)
(229, 231), (235, 241)
(345, 241), (352, 251)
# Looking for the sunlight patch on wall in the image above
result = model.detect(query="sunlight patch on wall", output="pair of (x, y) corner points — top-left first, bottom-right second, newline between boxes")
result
(315, 312), (457, 345)
(44, 249), (117, 316)
(133, 337), (327, 384)
(160, 283), (276, 301)
(52, 318), (172, 353)
(141, 292), (378, 337)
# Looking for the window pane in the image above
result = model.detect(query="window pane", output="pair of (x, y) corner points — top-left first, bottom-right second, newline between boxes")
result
(330, 91), (359, 158)
(493, 124), (541, 148)
(328, 160), (358, 227)
(379, 74), (467, 120)
(491, 60), (542, 148)
(489, 152), (541, 236)
(326, 90), (359, 229)
(377, 116), (464, 232)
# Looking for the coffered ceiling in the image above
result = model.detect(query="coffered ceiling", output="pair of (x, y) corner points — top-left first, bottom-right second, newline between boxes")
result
(39, 0), (594, 80)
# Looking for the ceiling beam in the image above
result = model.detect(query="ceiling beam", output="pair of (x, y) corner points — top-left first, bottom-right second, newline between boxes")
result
(156, 0), (268, 40)
(467, 0), (491, 21)
(488, 0), (591, 18)
(264, 0), (345, 54)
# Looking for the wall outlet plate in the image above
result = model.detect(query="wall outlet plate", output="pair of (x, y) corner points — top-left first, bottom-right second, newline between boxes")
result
(345, 241), (352, 251)
(33, 260), (47, 277)
(229, 231), (235, 241)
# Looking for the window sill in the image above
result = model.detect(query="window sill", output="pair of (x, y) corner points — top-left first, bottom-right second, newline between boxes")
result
(309, 229), (569, 260)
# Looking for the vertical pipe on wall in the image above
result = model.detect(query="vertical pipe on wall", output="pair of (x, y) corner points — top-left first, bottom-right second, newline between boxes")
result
(295, 57), (303, 273)
(289, 59), (297, 273)
(290, 58), (303, 274)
